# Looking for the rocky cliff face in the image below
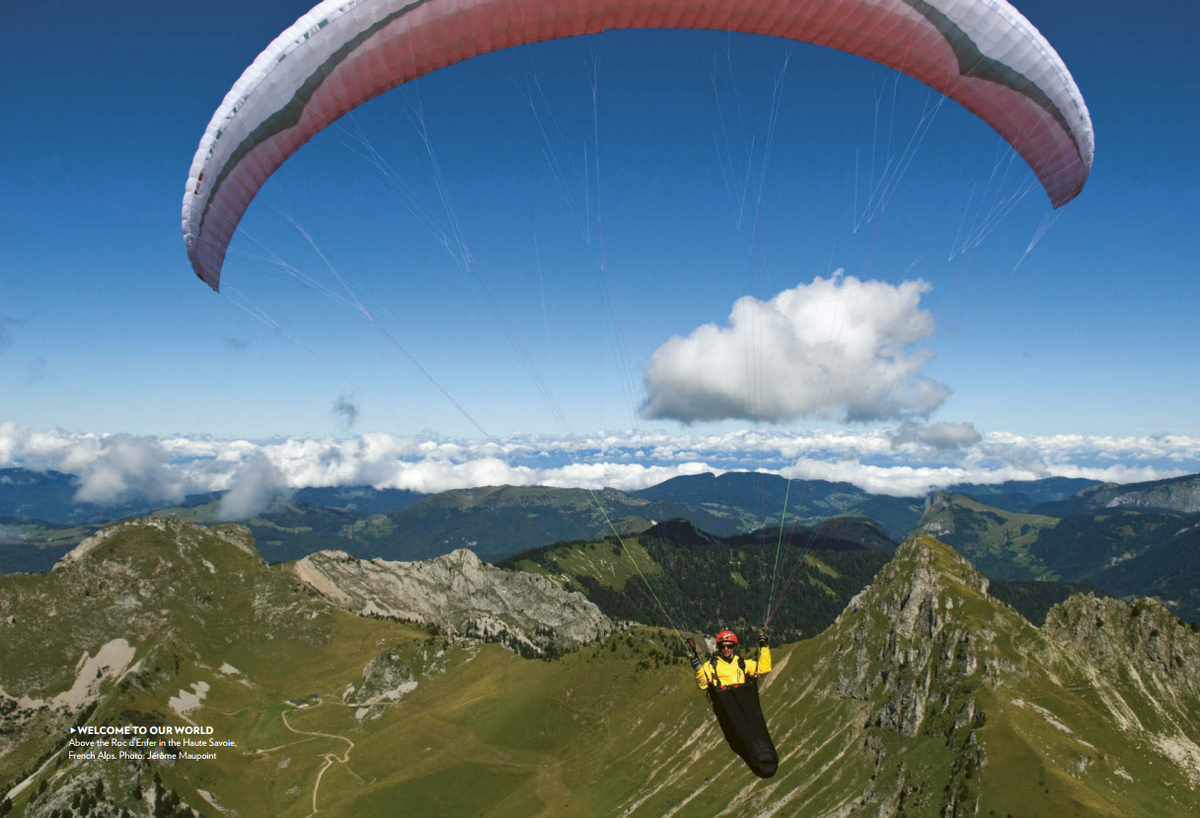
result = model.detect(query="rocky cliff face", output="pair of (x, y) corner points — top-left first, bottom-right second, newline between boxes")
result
(914, 492), (958, 539)
(1102, 476), (1200, 513)
(1072, 474), (1200, 513)
(1039, 593), (1200, 788)
(786, 535), (1200, 817)
(835, 537), (1000, 732)
(290, 548), (616, 656)
(1044, 594), (1200, 692)
(816, 537), (1014, 815)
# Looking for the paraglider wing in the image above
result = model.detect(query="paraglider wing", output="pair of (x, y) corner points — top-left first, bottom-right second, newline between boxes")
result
(183, 0), (1093, 291)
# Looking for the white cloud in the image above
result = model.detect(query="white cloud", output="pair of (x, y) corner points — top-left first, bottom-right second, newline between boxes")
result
(780, 459), (978, 497)
(72, 434), (185, 505)
(1, 422), (1198, 508)
(0, 422), (25, 464)
(216, 453), (291, 521)
(0, 424), (185, 505)
(641, 273), (947, 423)
(890, 421), (982, 452)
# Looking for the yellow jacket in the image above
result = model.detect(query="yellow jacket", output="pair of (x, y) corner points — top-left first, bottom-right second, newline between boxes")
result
(696, 647), (771, 690)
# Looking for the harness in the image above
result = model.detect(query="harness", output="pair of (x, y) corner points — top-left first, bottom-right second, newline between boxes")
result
(708, 655), (754, 690)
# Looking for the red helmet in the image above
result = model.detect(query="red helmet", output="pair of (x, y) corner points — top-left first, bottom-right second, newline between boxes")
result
(716, 629), (738, 645)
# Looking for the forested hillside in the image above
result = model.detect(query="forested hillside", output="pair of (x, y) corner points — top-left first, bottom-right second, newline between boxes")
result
(498, 519), (897, 642)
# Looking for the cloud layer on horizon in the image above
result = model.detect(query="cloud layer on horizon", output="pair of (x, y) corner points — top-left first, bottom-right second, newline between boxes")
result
(3, 421), (1198, 519)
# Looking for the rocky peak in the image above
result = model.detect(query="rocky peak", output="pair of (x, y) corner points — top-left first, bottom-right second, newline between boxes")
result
(832, 537), (1006, 739)
(291, 548), (616, 656)
(1043, 593), (1200, 696)
(818, 534), (1200, 814)
(914, 492), (958, 539)
(838, 535), (992, 641)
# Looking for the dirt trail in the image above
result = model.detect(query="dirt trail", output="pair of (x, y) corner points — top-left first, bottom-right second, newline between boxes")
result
(270, 702), (357, 817)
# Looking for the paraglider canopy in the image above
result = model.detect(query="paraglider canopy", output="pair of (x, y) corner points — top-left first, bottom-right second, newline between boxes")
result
(182, 0), (1092, 291)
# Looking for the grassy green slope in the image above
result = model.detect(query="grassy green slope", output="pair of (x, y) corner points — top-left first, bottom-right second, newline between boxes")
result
(3, 523), (1198, 817)
(915, 493), (1059, 579)
(1031, 509), (1196, 583)
(365, 538), (1199, 818)
(0, 518), (417, 817)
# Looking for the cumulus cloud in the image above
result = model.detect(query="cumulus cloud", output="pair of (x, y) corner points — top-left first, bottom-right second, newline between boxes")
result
(332, 393), (360, 430)
(641, 273), (947, 424)
(216, 453), (292, 521)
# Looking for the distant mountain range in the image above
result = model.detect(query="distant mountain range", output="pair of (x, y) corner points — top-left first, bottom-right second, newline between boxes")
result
(0, 467), (1099, 566)
(914, 489), (1200, 624)
(4, 468), (1199, 625)
(1034, 473), (1200, 516)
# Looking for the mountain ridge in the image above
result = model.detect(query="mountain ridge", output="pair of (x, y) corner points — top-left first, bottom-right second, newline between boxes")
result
(288, 547), (616, 656)
(914, 489), (1200, 623)
(0, 468), (1122, 564)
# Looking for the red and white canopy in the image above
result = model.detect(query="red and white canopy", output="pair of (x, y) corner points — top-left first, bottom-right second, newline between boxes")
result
(183, 0), (1093, 291)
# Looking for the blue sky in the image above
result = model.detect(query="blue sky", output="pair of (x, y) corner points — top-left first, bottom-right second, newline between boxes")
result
(2, 0), (1199, 508)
